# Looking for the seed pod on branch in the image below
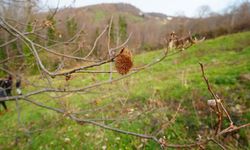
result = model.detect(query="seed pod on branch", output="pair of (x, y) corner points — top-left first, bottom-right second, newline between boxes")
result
(115, 48), (133, 75)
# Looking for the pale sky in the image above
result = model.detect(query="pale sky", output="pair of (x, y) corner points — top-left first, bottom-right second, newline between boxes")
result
(40, 0), (245, 17)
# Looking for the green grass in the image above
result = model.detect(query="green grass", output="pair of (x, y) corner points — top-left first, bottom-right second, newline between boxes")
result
(0, 32), (250, 149)
(94, 10), (108, 22)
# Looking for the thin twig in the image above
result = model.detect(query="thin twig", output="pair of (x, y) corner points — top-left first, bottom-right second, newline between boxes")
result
(209, 138), (226, 150)
(108, 16), (114, 81)
(199, 62), (222, 134)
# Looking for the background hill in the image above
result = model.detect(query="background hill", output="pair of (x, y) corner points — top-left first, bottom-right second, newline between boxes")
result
(37, 2), (250, 53)
(38, 3), (171, 54)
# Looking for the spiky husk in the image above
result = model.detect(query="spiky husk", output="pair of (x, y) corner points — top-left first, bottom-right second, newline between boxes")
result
(115, 48), (133, 75)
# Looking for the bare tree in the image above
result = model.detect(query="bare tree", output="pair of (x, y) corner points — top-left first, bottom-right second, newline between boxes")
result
(197, 5), (212, 18)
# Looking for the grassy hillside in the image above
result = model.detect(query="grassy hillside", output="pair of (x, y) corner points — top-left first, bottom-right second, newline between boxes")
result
(0, 32), (250, 149)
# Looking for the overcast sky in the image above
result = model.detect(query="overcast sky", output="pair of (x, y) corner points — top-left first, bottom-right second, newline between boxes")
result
(40, 0), (245, 17)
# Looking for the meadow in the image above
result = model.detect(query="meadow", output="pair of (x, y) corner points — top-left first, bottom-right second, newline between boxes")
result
(0, 31), (250, 149)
